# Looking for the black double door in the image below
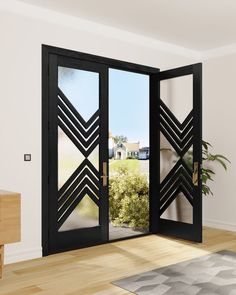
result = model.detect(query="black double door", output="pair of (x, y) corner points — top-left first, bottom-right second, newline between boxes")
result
(43, 45), (202, 255)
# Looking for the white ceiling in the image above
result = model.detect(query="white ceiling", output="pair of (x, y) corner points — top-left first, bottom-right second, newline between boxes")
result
(18, 0), (236, 51)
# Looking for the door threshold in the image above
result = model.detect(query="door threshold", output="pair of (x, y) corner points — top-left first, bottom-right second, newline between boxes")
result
(108, 232), (151, 243)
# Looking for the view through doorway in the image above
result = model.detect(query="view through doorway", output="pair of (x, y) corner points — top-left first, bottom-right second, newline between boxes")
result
(109, 69), (150, 240)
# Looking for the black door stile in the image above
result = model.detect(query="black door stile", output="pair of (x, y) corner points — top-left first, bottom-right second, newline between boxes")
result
(99, 66), (109, 242)
(48, 53), (59, 250)
(149, 72), (160, 234)
(192, 64), (202, 242)
(154, 63), (202, 242)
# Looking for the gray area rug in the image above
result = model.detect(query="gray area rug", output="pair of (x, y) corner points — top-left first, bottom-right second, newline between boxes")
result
(112, 250), (236, 295)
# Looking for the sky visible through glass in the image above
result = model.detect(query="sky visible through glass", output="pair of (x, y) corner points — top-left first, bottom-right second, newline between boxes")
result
(58, 66), (149, 147)
(109, 68), (149, 147)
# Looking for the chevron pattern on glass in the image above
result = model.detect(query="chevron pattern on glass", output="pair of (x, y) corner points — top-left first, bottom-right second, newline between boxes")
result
(58, 88), (100, 158)
(160, 99), (194, 215)
(57, 88), (100, 229)
(160, 99), (193, 157)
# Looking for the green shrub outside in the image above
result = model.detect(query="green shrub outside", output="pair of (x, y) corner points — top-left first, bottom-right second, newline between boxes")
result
(109, 166), (149, 230)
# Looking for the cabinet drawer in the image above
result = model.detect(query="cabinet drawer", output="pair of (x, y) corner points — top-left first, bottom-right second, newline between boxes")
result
(0, 191), (21, 245)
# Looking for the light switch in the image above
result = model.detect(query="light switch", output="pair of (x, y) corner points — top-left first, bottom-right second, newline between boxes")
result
(24, 154), (31, 161)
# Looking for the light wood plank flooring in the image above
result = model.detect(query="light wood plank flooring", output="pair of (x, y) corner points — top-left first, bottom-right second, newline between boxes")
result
(1, 227), (236, 295)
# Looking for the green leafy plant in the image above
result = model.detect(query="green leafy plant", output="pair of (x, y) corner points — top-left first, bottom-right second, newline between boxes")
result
(109, 166), (149, 229)
(201, 140), (230, 196)
(113, 135), (128, 144)
(161, 140), (230, 196)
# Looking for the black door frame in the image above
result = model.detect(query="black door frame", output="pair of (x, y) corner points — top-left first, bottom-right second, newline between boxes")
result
(42, 44), (160, 255)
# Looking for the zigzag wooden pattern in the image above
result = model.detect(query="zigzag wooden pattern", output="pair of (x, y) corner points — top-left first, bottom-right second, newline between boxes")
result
(57, 89), (100, 229)
(160, 99), (194, 215)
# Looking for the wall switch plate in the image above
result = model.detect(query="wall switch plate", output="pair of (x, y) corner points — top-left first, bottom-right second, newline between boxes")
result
(24, 154), (31, 161)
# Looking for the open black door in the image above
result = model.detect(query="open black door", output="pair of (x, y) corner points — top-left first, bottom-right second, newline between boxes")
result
(44, 53), (109, 254)
(151, 63), (202, 242)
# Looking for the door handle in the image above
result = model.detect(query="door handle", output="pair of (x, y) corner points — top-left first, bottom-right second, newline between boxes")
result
(192, 162), (198, 186)
(101, 162), (108, 186)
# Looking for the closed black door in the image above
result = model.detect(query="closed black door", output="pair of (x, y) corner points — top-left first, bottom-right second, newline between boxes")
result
(46, 54), (108, 254)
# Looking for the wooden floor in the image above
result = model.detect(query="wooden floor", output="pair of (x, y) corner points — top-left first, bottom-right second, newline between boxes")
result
(1, 227), (236, 295)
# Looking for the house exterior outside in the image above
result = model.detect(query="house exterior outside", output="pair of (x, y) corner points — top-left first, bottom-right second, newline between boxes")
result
(109, 133), (149, 160)
(114, 142), (140, 160)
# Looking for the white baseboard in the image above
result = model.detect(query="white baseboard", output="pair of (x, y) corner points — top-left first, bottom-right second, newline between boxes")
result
(4, 247), (42, 264)
(204, 219), (236, 232)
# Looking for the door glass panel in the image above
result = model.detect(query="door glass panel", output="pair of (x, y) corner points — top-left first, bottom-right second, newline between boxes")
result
(58, 127), (83, 189)
(87, 146), (99, 171)
(160, 76), (192, 123)
(109, 69), (149, 240)
(59, 196), (99, 232)
(57, 66), (100, 231)
(58, 66), (99, 121)
(160, 76), (193, 224)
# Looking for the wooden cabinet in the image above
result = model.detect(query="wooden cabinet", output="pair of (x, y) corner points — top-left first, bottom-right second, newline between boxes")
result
(0, 245), (3, 279)
(0, 190), (21, 278)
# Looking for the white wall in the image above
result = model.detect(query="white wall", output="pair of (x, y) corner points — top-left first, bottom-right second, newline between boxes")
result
(0, 2), (196, 263)
(203, 54), (236, 231)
